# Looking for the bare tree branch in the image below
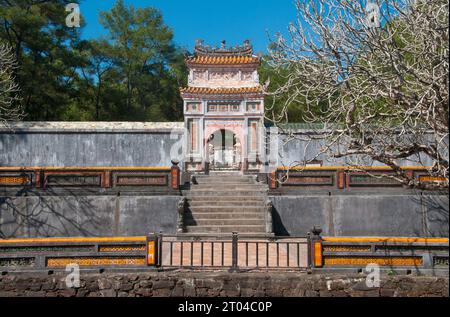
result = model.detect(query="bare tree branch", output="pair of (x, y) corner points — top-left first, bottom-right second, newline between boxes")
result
(0, 42), (24, 126)
(267, 0), (449, 189)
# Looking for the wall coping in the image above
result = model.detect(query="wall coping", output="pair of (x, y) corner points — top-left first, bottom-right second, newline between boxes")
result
(0, 122), (185, 133)
(0, 166), (171, 171)
(0, 122), (436, 135)
(276, 165), (431, 171)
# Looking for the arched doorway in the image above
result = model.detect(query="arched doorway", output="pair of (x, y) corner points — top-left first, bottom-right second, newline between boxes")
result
(207, 129), (242, 170)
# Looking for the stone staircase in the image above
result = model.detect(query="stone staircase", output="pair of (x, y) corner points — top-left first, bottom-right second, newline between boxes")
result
(182, 172), (270, 235)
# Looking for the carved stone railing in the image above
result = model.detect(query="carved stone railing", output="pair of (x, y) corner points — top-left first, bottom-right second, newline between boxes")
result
(0, 162), (182, 193)
(0, 236), (159, 271)
(307, 226), (449, 270)
(269, 166), (444, 191)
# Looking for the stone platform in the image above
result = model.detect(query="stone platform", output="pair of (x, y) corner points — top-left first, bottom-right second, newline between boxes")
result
(0, 271), (447, 297)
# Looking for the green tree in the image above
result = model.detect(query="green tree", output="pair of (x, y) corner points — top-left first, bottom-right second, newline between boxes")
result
(0, 0), (85, 120)
(98, 0), (186, 121)
(78, 39), (113, 120)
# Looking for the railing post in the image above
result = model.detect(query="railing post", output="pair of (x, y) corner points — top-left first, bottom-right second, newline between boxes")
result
(42, 171), (47, 190)
(269, 170), (277, 189)
(204, 161), (210, 175)
(337, 169), (345, 189)
(230, 232), (238, 272)
(306, 232), (312, 271)
(34, 170), (42, 189)
(171, 159), (180, 190)
(146, 233), (159, 266)
(309, 226), (323, 269)
(157, 232), (163, 267)
(177, 197), (187, 233)
(102, 170), (112, 188)
(405, 170), (414, 188)
(265, 199), (273, 234)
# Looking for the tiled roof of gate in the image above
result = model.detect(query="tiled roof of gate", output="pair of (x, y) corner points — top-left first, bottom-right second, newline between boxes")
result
(179, 86), (263, 95)
(186, 55), (260, 65)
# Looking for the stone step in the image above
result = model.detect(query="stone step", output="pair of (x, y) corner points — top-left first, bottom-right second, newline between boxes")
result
(188, 206), (265, 213)
(175, 232), (275, 239)
(186, 225), (266, 233)
(194, 177), (256, 184)
(185, 212), (265, 219)
(209, 170), (243, 172)
(192, 183), (267, 188)
(198, 172), (251, 175)
(194, 176), (255, 182)
(185, 219), (265, 226)
(186, 195), (266, 202)
(183, 173), (268, 235)
(187, 190), (267, 197)
(192, 182), (261, 188)
(191, 186), (268, 191)
(205, 174), (248, 178)
(188, 200), (265, 207)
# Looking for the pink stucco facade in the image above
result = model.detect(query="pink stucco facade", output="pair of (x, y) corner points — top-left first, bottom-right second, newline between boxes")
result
(180, 40), (265, 173)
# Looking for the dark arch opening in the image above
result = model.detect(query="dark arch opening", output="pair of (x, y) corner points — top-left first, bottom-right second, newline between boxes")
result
(207, 129), (241, 170)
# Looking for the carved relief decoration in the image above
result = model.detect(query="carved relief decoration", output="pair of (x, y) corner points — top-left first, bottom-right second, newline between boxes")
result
(193, 70), (207, 81)
(209, 71), (239, 81)
(242, 71), (253, 81)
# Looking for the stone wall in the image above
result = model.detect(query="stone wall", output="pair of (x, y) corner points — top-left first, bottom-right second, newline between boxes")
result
(0, 122), (184, 167)
(0, 271), (447, 297)
(1, 122), (447, 239)
(1, 122), (436, 169)
(1, 192), (448, 238)
(275, 130), (435, 167)
(0, 195), (180, 238)
(271, 193), (449, 237)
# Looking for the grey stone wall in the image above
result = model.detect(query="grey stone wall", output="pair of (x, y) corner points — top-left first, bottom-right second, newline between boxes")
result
(0, 122), (184, 167)
(1, 122), (436, 168)
(270, 194), (449, 237)
(1, 193), (448, 238)
(0, 271), (447, 297)
(0, 195), (179, 238)
(275, 131), (435, 167)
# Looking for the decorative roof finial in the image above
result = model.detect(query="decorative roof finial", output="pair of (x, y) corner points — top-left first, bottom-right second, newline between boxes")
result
(193, 39), (253, 57)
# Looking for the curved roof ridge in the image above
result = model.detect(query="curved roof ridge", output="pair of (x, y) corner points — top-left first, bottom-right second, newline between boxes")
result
(186, 55), (260, 66)
(179, 86), (263, 95)
(194, 39), (253, 57)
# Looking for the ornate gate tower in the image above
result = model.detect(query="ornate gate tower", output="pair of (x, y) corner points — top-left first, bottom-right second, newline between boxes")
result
(180, 39), (264, 173)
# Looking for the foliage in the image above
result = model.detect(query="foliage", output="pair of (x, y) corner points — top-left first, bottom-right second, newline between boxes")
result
(0, 0), (84, 120)
(267, 0), (449, 189)
(0, 0), (187, 121)
(97, 0), (186, 121)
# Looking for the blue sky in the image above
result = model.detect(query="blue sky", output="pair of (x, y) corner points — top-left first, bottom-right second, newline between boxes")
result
(79, 0), (297, 54)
